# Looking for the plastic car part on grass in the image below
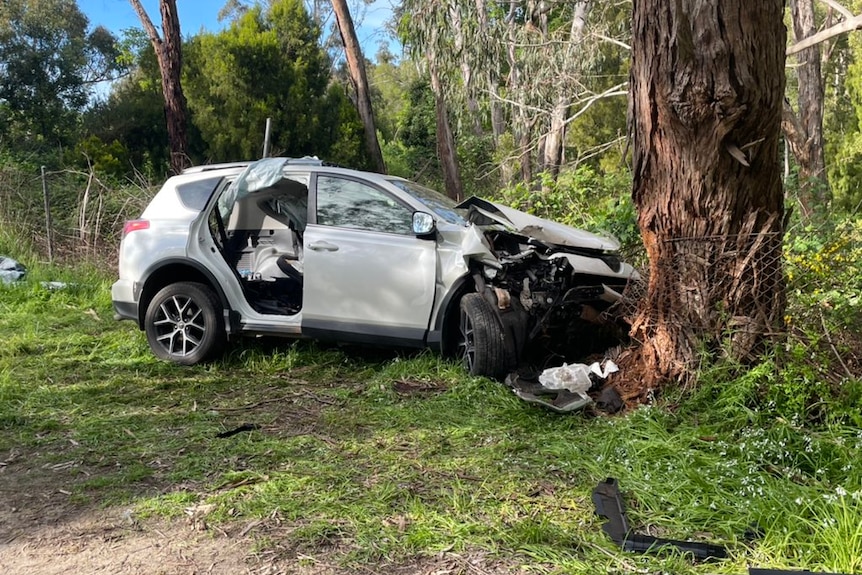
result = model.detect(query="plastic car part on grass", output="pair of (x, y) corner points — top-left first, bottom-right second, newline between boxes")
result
(0, 256), (26, 284)
(504, 360), (619, 413)
(592, 477), (728, 560)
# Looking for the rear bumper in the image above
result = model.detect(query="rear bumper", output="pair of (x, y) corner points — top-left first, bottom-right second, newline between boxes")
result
(111, 279), (139, 323)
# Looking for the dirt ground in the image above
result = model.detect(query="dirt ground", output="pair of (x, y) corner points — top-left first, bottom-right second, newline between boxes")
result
(0, 451), (512, 575)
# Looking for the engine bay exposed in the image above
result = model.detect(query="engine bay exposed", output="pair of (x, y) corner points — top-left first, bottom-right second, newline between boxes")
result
(477, 229), (631, 368)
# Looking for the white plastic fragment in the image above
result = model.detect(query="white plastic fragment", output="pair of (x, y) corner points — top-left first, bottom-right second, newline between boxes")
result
(538, 359), (620, 397)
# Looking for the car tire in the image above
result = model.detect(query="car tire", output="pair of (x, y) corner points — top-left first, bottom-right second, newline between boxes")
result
(144, 282), (225, 365)
(458, 293), (507, 379)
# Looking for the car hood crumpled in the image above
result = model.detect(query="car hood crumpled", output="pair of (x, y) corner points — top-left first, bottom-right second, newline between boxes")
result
(456, 196), (620, 252)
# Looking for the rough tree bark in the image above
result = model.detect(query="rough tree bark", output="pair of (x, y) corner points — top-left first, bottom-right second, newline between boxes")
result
(331, 0), (386, 174)
(129, 0), (190, 174)
(628, 0), (787, 386)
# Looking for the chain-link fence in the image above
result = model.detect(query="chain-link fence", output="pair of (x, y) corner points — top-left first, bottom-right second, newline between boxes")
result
(609, 222), (862, 384)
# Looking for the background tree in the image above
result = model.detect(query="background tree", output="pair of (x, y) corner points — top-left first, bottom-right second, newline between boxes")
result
(628, 0), (787, 384)
(0, 0), (119, 149)
(128, 0), (190, 174)
(331, 0), (386, 173)
(183, 0), (368, 166)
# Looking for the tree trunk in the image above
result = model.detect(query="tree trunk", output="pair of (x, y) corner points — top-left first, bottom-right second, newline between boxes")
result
(786, 0), (831, 218)
(331, 0), (386, 174)
(129, 0), (189, 174)
(628, 0), (786, 385)
(541, 2), (590, 182)
(428, 62), (463, 201)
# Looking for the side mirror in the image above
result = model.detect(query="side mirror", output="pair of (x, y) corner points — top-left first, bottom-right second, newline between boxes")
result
(412, 211), (436, 236)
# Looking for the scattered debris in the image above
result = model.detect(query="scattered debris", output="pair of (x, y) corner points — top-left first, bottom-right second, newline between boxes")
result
(505, 360), (620, 413)
(215, 423), (260, 438)
(592, 477), (727, 561)
(40, 281), (70, 290)
(0, 256), (26, 284)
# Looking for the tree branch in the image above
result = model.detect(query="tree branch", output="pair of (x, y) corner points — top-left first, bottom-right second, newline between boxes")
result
(127, 0), (163, 47)
(787, 13), (862, 55)
(818, 0), (854, 19)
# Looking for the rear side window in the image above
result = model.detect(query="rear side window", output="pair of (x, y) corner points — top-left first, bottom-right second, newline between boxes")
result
(177, 177), (222, 211)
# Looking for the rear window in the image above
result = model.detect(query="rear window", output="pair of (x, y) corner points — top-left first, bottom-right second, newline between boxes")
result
(177, 177), (221, 211)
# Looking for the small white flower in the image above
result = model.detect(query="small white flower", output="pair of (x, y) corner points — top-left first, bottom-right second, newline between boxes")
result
(836, 486), (848, 497)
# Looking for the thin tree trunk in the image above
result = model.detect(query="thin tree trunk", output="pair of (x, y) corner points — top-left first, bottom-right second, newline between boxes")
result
(331, 0), (386, 173)
(628, 0), (786, 385)
(787, 0), (831, 218)
(129, 0), (190, 174)
(428, 62), (463, 201)
(542, 2), (590, 181)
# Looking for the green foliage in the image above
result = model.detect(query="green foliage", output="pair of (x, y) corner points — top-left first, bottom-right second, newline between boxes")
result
(784, 219), (862, 334)
(69, 136), (130, 179)
(492, 164), (639, 252)
(0, 0), (120, 149)
(181, 0), (367, 166)
(83, 44), (176, 178)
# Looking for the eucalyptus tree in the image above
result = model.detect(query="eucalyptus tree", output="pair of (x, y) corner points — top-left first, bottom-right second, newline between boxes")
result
(628, 0), (786, 384)
(400, 0), (630, 190)
(128, 0), (190, 174)
(331, 0), (386, 173)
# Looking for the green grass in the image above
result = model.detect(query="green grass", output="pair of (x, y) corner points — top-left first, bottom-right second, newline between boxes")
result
(1, 260), (861, 574)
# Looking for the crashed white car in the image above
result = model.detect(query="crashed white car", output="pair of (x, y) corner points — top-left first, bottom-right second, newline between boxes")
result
(111, 158), (637, 378)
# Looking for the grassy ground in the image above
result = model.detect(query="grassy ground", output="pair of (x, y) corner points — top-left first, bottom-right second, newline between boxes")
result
(1, 261), (861, 574)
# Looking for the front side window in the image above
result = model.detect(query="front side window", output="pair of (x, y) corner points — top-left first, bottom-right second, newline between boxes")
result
(316, 176), (413, 235)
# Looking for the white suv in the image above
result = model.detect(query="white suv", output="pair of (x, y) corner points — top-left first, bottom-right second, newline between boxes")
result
(112, 158), (637, 378)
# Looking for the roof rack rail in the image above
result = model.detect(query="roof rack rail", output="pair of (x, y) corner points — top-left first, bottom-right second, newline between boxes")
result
(181, 161), (251, 174)
(181, 157), (325, 174)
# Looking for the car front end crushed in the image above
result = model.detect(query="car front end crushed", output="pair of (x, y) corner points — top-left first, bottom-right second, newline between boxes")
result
(447, 197), (638, 374)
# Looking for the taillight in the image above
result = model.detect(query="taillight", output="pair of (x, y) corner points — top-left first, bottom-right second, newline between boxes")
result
(123, 219), (150, 237)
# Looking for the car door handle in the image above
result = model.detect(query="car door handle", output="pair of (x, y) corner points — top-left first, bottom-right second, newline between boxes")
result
(307, 241), (339, 252)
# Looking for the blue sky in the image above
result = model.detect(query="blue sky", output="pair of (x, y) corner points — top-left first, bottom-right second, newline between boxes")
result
(77, 0), (397, 57)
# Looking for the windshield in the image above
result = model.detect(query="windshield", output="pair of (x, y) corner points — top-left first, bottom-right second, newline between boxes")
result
(387, 178), (468, 226)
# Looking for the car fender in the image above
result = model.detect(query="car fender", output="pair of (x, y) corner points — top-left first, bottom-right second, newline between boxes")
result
(136, 258), (233, 328)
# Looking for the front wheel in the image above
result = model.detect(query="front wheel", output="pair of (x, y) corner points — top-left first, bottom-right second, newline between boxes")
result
(457, 293), (507, 379)
(144, 282), (225, 365)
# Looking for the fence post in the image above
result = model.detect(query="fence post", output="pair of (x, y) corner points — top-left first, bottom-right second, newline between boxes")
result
(41, 165), (53, 263)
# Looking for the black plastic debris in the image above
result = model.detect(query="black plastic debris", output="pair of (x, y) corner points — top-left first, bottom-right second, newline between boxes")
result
(592, 477), (728, 560)
(0, 256), (26, 284)
(216, 423), (260, 438)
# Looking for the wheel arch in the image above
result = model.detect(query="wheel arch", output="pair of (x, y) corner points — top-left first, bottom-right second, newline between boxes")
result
(434, 274), (476, 357)
(136, 259), (230, 329)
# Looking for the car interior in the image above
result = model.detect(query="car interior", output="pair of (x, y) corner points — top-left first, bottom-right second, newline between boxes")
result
(213, 175), (309, 316)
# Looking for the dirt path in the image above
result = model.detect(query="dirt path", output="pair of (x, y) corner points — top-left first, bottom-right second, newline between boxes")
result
(0, 456), (511, 575)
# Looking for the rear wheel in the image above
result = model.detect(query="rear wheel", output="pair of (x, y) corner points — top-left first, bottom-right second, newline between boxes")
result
(457, 293), (507, 379)
(144, 282), (225, 365)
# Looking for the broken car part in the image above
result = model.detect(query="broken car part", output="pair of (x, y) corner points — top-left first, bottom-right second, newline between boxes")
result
(592, 477), (728, 560)
(0, 256), (26, 284)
